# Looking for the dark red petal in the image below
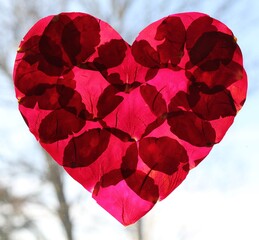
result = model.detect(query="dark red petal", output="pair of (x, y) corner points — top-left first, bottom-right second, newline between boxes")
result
(39, 35), (65, 68)
(141, 115), (166, 138)
(168, 91), (190, 112)
(20, 84), (58, 109)
(168, 111), (216, 147)
(63, 128), (110, 168)
(192, 61), (244, 88)
(94, 39), (128, 69)
(188, 31), (237, 69)
(140, 84), (167, 117)
(132, 40), (160, 68)
(98, 169), (123, 188)
(121, 143), (138, 178)
(62, 15), (100, 65)
(145, 68), (159, 81)
(139, 137), (188, 175)
(155, 16), (186, 65)
(19, 35), (42, 65)
(186, 15), (216, 50)
(97, 85), (124, 118)
(124, 170), (159, 203)
(188, 85), (237, 120)
(38, 109), (85, 143)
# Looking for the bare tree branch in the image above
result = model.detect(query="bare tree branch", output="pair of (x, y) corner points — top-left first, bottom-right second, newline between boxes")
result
(0, 62), (12, 80)
(45, 153), (73, 240)
(0, 184), (45, 239)
(137, 219), (144, 240)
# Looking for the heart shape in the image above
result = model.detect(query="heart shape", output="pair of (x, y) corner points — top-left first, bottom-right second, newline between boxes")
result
(13, 12), (247, 225)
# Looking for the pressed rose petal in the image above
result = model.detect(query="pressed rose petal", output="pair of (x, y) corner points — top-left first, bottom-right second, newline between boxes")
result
(139, 137), (188, 175)
(63, 128), (110, 168)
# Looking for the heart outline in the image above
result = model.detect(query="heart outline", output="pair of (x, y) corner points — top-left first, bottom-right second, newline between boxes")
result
(13, 12), (247, 225)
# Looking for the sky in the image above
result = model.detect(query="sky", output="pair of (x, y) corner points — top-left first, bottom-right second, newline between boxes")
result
(0, 0), (259, 239)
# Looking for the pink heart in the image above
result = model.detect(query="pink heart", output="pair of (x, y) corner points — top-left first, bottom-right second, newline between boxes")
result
(13, 12), (247, 225)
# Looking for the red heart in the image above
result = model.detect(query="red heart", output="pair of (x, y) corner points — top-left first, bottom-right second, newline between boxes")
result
(13, 12), (247, 225)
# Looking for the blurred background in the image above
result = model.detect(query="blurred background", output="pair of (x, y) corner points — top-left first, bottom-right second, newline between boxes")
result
(0, 0), (258, 239)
